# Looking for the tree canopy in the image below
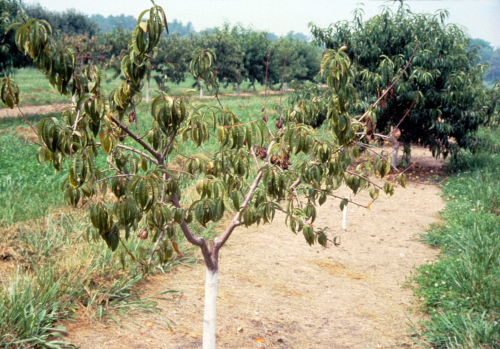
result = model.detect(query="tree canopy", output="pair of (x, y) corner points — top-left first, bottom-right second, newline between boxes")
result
(310, 4), (490, 163)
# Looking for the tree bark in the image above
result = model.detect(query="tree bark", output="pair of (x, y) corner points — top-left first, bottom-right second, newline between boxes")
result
(146, 79), (150, 103)
(392, 141), (399, 169)
(284, 81), (288, 93)
(203, 267), (218, 349)
(237, 83), (240, 97)
(199, 81), (203, 99)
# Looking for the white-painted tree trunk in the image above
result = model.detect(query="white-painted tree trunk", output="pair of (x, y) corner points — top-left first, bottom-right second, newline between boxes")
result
(146, 79), (150, 102)
(342, 201), (348, 230)
(284, 81), (288, 92)
(203, 268), (218, 349)
(237, 83), (240, 97)
(199, 81), (203, 99)
(391, 142), (399, 169)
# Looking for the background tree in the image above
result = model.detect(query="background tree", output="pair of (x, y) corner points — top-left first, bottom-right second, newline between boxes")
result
(201, 25), (246, 95)
(0, 0), (31, 76)
(24, 3), (98, 36)
(150, 34), (195, 94)
(2, 5), (407, 349)
(232, 26), (271, 89)
(268, 36), (321, 90)
(310, 4), (489, 166)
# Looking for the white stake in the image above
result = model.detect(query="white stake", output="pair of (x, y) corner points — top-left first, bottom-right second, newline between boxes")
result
(203, 268), (218, 349)
(342, 197), (348, 230)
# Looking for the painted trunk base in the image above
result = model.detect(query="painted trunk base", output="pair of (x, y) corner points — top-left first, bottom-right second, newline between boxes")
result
(203, 268), (218, 349)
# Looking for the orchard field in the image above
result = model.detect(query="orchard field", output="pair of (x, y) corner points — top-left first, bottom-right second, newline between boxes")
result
(1, 1), (499, 349)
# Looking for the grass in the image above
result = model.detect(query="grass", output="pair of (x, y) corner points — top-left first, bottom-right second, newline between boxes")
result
(0, 70), (281, 347)
(410, 127), (500, 348)
(0, 67), (274, 110)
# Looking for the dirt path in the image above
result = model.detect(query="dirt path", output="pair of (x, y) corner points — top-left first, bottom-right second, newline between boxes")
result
(0, 103), (72, 118)
(63, 152), (444, 349)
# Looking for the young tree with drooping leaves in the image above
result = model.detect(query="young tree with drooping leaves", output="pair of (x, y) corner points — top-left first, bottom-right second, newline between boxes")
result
(309, 4), (490, 166)
(2, 5), (407, 349)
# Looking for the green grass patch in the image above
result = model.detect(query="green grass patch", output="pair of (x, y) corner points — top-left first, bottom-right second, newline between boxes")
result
(411, 127), (500, 348)
(0, 67), (274, 110)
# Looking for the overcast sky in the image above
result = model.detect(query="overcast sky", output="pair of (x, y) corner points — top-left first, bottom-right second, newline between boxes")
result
(22, 0), (500, 47)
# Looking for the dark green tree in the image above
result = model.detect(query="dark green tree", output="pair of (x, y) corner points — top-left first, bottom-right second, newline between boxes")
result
(233, 26), (271, 89)
(310, 4), (489, 165)
(201, 25), (245, 95)
(24, 4), (98, 36)
(268, 36), (321, 90)
(0, 0), (31, 76)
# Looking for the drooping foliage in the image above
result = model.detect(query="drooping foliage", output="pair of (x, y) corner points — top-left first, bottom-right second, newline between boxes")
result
(1, 6), (413, 347)
(309, 4), (490, 163)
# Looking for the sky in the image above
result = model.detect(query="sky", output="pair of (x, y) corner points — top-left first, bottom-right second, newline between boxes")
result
(22, 0), (500, 47)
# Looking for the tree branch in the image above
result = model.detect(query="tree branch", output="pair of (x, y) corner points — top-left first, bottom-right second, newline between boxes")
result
(16, 104), (38, 136)
(110, 115), (161, 159)
(357, 44), (418, 123)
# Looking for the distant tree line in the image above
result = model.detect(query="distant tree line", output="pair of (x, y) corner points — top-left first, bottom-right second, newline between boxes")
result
(470, 38), (500, 82)
(1, 2), (317, 90)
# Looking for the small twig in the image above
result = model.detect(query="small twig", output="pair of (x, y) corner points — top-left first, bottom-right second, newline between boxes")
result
(311, 189), (368, 209)
(354, 141), (400, 173)
(96, 143), (158, 165)
(69, 108), (82, 159)
(162, 134), (176, 160)
(388, 92), (418, 138)
(168, 168), (196, 178)
(345, 170), (383, 189)
(119, 237), (145, 265)
(148, 220), (175, 264)
(107, 156), (130, 179)
(16, 104), (38, 136)
(96, 174), (132, 183)
(250, 146), (261, 170)
(110, 115), (161, 159)
(223, 119), (260, 129)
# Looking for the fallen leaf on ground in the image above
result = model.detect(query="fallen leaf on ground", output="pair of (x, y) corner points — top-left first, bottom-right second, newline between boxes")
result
(255, 337), (266, 342)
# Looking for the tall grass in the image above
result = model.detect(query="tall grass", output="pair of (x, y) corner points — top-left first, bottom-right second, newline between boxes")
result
(411, 127), (500, 348)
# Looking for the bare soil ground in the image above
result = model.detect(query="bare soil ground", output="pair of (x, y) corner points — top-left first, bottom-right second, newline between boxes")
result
(61, 148), (444, 349)
(0, 103), (72, 118)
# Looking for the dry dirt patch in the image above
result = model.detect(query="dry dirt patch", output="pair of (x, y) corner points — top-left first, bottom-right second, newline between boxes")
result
(0, 103), (71, 118)
(63, 150), (444, 349)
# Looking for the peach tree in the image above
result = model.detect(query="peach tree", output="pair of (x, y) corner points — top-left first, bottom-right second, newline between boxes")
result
(1, 3), (406, 348)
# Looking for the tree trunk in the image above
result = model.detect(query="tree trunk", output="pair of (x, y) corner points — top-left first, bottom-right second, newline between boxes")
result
(146, 79), (150, 103)
(203, 267), (218, 349)
(237, 83), (240, 97)
(392, 141), (399, 169)
(284, 81), (288, 93)
(199, 81), (203, 99)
